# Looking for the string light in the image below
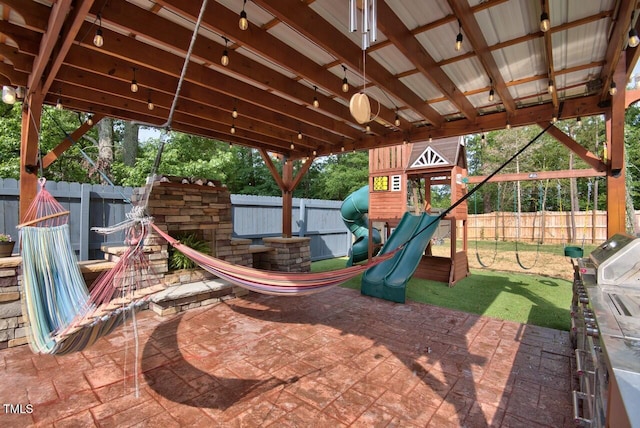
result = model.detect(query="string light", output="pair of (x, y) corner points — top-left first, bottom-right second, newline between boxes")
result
(341, 65), (349, 93)
(455, 20), (463, 51)
(312, 150), (317, 156)
(297, 130), (303, 140)
(221, 38), (229, 67)
(147, 90), (154, 110)
(239, 0), (248, 30)
(232, 106), (238, 118)
(629, 28), (640, 48)
(481, 132), (485, 143)
(548, 78), (554, 94)
(429, 135), (433, 142)
(609, 81), (617, 96)
(506, 121), (511, 130)
(552, 115), (558, 123)
(312, 86), (319, 108)
(231, 124), (236, 134)
(394, 110), (400, 127)
(87, 114), (93, 126)
(540, 12), (550, 32)
(130, 68), (138, 93)
(341, 145), (345, 152)
(93, 14), (104, 47)
(1, 86), (16, 104)
(290, 142), (295, 150)
(576, 116), (582, 127)
(56, 97), (63, 110)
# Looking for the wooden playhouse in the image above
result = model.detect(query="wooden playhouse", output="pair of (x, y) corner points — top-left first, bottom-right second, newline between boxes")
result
(368, 137), (470, 286)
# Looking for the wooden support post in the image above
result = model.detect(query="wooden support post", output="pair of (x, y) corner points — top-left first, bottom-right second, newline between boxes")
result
(19, 90), (43, 221)
(282, 159), (293, 238)
(605, 53), (627, 237)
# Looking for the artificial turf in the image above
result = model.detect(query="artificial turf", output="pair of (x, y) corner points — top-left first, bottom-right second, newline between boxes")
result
(312, 257), (572, 331)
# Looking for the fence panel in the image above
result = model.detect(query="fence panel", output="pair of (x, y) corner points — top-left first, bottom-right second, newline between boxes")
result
(1, 181), (349, 262)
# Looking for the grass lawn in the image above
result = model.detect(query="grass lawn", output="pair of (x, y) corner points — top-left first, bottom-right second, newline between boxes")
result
(312, 257), (572, 331)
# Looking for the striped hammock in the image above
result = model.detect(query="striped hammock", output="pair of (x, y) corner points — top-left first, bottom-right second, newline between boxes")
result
(19, 179), (162, 355)
(150, 223), (395, 296)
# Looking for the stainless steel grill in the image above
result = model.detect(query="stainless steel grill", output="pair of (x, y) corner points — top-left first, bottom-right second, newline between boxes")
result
(572, 233), (640, 427)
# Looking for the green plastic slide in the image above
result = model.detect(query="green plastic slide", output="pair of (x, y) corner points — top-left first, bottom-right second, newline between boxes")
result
(340, 185), (381, 266)
(361, 212), (441, 303)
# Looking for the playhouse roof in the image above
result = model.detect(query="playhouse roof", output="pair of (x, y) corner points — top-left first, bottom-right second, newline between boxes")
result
(407, 137), (467, 172)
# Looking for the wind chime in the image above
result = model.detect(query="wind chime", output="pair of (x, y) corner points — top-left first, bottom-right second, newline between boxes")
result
(348, 0), (377, 124)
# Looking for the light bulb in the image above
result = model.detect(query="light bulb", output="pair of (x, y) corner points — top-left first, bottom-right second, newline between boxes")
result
(221, 50), (229, 66)
(130, 80), (138, 93)
(576, 117), (582, 127)
(552, 116), (558, 123)
(540, 12), (550, 32)
(548, 79), (554, 94)
(488, 88), (494, 102)
(365, 125), (371, 133)
(147, 99), (154, 110)
(341, 146), (345, 152)
(93, 29), (104, 47)
(55, 98), (63, 110)
(609, 82), (617, 96)
(506, 122), (511, 130)
(231, 124), (236, 134)
(2, 86), (16, 104)
(290, 142), (295, 150)
(297, 131), (303, 140)
(239, 10), (248, 31)
(630, 28), (640, 48)
(429, 135), (433, 142)
(455, 32), (463, 51)
(342, 77), (349, 93)
(87, 115), (93, 126)
(232, 107), (238, 118)
(394, 115), (400, 127)
(312, 150), (317, 156)
(313, 97), (319, 108)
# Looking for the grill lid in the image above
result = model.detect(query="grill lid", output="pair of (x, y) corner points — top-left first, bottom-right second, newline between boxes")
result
(589, 234), (640, 286)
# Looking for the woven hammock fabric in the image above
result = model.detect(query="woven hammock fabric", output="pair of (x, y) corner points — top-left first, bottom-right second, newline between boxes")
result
(151, 223), (396, 296)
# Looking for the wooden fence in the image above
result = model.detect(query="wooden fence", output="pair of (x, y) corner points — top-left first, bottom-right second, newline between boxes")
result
(468, 210), (640, 244)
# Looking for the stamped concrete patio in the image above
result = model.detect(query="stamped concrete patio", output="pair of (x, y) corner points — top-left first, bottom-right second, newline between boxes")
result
(0, 286), (575, 427)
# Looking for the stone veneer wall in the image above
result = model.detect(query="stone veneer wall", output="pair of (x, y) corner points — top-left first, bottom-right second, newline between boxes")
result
(254, 237), (312, 272)
(0, 258), (27, 350)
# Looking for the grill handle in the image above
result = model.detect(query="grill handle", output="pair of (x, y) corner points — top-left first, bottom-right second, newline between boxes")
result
(572, 390), (593, 426)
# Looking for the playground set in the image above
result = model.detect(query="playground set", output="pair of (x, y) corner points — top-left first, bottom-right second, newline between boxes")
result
(341, 136), (470, 303)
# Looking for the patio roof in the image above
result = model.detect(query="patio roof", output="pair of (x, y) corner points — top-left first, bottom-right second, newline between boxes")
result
(1, 0), (639, 159)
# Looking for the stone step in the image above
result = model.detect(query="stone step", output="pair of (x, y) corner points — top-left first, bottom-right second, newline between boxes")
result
(149, 278), (245, 316)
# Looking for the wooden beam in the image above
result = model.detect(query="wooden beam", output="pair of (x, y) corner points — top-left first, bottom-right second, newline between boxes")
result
(41, 114), (104, 169)
(289, 156), (316, 192)
(466, 169), (606, 184)
(541, 0), (559, 112)
(0, 0), (49, 32)
(258, 148), (286, 192)
(598, 0), (635, 102)
(41, 0), (95, 95)
(28, 0), (72, 94)
(375, 1), (477, 121)
(448, 0), (516, 115)
(538, 123), (606, 172)
(282, 160), (293, 238)
(19, 89), (43, 221)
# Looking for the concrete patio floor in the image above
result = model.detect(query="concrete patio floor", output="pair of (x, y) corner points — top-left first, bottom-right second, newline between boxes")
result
(0, 287), (575, 427)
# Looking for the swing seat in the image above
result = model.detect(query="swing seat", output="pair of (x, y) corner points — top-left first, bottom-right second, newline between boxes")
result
(564, 246), (583, 258)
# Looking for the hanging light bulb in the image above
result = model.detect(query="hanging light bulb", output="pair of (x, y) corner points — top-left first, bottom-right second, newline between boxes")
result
(506, 121), (511, 130)
(230, 124), (236, 134)
(297, 130), (303, 140)
(93, 14), (104, 47)
(312, 150), (317, 156)
(341, 145), (345, 152)
(609, 81), (617, 96)
(341, 65), (349, 93)
(87, 114), (94, 126)
(229, 142), (233, 149)
(1, 86), (16, 104)
(55, 97), (63, 110)
(629, 28), (640, 48)
(540, 12), (550, 32)
(429, 135), (433, 143)
(394, 110), (400, 127)
(239, 0), (248, 30)
(488, 88), (495, 102)
(455, 20), (463, 51)
(130, 68), (138, 93)
(365, 125), (371, 133)
(147, 90), (154, 110)
(290, 142), (295, 150)
(221, 38), (230, 66)
(403, 138), (408, 145)
(548, 78), (554, 94)
(481, 133), (485, 142)
(312, 86), (319, 108)
(232, 107), (238, 118)
(552, 115), (558, 123)
(576, 116), (582, 127)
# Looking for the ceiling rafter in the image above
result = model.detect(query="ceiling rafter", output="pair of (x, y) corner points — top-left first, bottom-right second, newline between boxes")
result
(448, 0), (516, 115)
(540, 0), (559, 113)
(253, 0), (444, 127)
